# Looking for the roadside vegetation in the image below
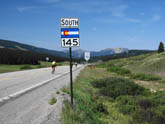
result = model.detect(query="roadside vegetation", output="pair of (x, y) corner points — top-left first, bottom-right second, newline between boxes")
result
(0, 61), (70, 73)
(49, 97), (57, 105)
(61, 52), (165, 124)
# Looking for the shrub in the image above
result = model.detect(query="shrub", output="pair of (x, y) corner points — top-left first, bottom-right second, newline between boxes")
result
(132, 92), (165, 124)
(152, 91), (165, 106)
(61, 100), (101, 124)
(92, 77), (146, 99)
(94, 101), (108, 114)
(116, 95), (136, 114)
(37, 65), (45, 68)
(130, 73), (161, 81)
(61, 87), (70, 94)
(107, 66), (131, 76)
(20, 65), (33, 70)
(49, 98), (57, 105)
(56, 91), (60, 94)
(158, 41), (164, 53)
(136, 97), (153, 110)
(95, 63), (107, 68)
(116, 92), (165, 124)
(133, 107), (165, 124)
(159, 80), (165, 83)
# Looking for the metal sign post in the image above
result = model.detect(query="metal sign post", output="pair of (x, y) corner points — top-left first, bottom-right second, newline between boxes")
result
(61, 18), (80, 106)
(69, 47), (73, 105)
(46, 57), (49, 67)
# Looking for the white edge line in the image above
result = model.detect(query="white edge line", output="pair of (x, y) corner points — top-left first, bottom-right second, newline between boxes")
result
(0, 66), (83, 104)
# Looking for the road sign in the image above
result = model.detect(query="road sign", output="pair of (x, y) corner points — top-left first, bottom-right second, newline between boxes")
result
(61, 18), (80, 48)
(84, 52), (90, 61)
(46, 57), (49, 61)
(61, 18), (79, 28)
(60, 17), (80, 106)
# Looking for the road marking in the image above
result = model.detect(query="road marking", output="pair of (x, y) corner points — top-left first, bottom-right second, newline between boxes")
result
(0, 65), (84, 105)
(0, 72), (38, 81)
(0, 78), (9, 81)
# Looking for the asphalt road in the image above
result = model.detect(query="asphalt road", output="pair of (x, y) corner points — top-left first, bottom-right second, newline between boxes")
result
(0, 65), (84, 124)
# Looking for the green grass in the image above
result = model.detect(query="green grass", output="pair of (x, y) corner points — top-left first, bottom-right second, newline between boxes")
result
(61, 67), (133, 124)
(96, 53), (165, 92)
(56, 91), (60, 94)
(61, 87), (70, 94)
(159, 80), (165, 83)
(107, 65), (131, 76)
(39, 61), (51, 67)
(105, 52), (165, 78)
(56, 61), (69, 66)
(39, 61), (69, 67)
(0, 64), (21, 73)
(61, 66), (165, 124)
(106, 64), (161, 81)
(0, 61), (70, 74)
(0, 64), (46, 73)
(20, 65), (33, 70)
(40, 61), (69, 67)
(49, 98), (57, 105)
(92, 77), (148, 99)
(130, 73), (161, 81)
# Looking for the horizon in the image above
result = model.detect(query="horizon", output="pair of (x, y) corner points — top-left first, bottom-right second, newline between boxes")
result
(0, 38), (157, 52)
(0, 0), (165, 51)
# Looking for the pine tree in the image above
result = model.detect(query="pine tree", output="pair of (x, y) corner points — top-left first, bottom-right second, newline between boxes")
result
(158, 42), (164, 53)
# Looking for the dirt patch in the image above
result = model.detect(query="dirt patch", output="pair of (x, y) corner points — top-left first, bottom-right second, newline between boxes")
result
(135, 80), (165, 92)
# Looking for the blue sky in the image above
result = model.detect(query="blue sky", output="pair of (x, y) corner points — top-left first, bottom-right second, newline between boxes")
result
(0, 0), (165, 51)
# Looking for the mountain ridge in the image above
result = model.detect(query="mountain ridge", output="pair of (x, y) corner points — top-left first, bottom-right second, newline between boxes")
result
(0, 39), (152, 59)
(66, 48), (129, 58)
(0, 39), (67, 57)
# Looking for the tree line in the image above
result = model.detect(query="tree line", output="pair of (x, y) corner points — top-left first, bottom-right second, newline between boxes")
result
(158, 41), (164, 53)
(0, 48), (69, 65)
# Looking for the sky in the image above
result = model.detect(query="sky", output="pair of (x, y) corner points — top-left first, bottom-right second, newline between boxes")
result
(0, 0), (165, 51)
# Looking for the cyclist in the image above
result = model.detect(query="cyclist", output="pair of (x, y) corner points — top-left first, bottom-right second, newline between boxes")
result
(75, 62), (77, 68)
(51, 60), (56, 74)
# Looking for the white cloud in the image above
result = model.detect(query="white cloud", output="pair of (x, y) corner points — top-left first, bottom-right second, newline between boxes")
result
(127, 18), (142, 23)
(139, 12), (144, 16)
(127, 36), (137, 42)
(152, 14), (161, 22)
(17, 6), (36, 12)
(38, 0), (61, 4)
(92, 27), (97, 31)
(109, 5), (128, 17)
(52, 0), (128, 16)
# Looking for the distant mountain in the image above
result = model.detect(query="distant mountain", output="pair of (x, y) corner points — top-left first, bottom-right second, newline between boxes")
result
(0, 39), (152, 62)
(90, 50), (155, 62)
(91, 48), (128, 57)
(0, 39), (70, 64)
(64, 48), (129, 58)
(64, 49), (86, 58)
(0, 39), (67, 57)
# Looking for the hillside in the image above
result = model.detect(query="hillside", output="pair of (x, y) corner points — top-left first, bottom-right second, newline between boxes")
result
(61, 52), (165, 124)
(0, 39), (67, 57)
(118, 52), (165, 77)
(0, 39), (155, 63)
(90, 50), (154, 62)
(0, 39), (129, 59)
(0, 39), (70, 65)
(0, 48), (68, 65)
(64, 48), (129, 58)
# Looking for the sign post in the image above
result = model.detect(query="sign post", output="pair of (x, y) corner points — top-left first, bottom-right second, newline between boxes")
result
(69, 47), (73, 105)
(61, 18), (80, 106)
(46, 57), (49, 67)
